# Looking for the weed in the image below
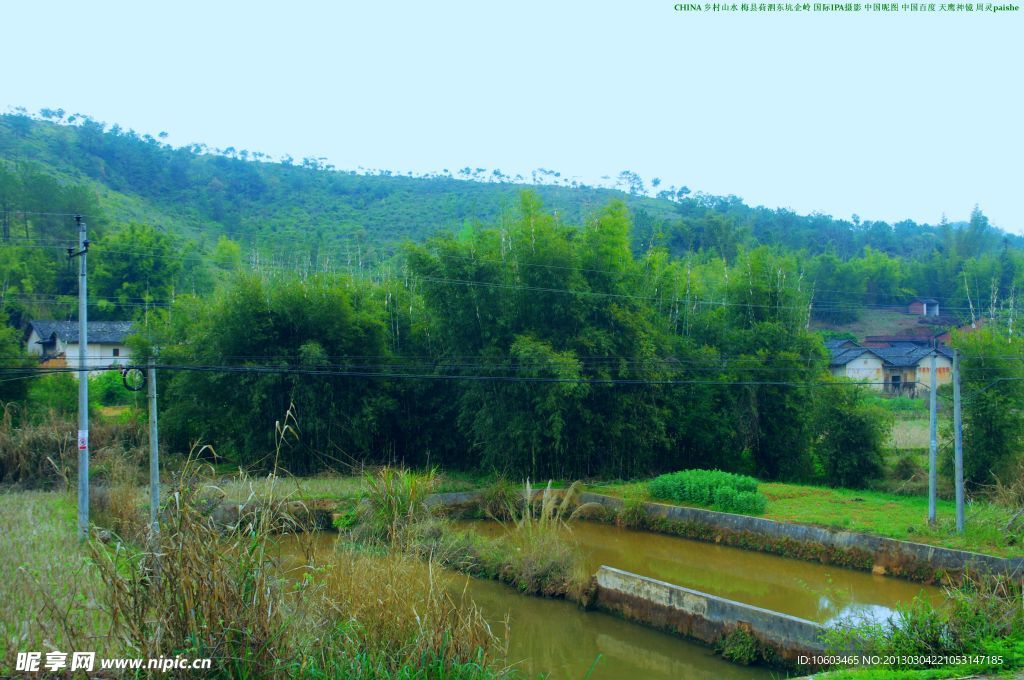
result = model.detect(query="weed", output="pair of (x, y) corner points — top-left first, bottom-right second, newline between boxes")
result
(0, 407), (146, 487)
(299, 547), (507, 676)
(717, 626), (760, 665)
(615, 492), (648, 529)
(479, 476), (519, 521)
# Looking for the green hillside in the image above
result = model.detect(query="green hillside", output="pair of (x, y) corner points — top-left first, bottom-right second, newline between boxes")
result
(4, 110), (1017, 262)
(0, 112), (682, 258)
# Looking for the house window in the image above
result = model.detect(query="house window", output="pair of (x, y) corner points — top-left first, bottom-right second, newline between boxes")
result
(112, 348), (120, 357)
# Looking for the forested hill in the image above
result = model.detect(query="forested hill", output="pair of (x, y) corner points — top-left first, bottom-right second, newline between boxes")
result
(0, 112), (681, 256)
(2, 109), (1023, 331)
(2, 111), (1017, 261)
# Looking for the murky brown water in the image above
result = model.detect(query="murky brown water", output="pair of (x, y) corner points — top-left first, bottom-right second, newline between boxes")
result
(278, 532), (769, 679)
(461, 519), (944, 625)
(461, 573), (768, 680)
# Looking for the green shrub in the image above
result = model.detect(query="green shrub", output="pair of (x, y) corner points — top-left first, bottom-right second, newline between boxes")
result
(713, 485), (736, 510)
(893, 454), (923, 481)
(648, 469), (767, 515)
(27, 373), (81, 417)
(90, 371), (136, 407)
(728, 491), (768, 515)
(813, 381), (891, 488)
(822, 575), (1024, 672)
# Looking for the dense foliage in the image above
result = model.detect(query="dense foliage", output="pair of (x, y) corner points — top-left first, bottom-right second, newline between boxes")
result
(130, 193), (891, 483)
(812, 382), (892, 487)
(951, 327), (1024, 487)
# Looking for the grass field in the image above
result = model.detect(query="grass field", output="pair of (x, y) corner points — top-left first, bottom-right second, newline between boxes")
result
(0, 491), (112, 667)
(889, 417), (933, 449)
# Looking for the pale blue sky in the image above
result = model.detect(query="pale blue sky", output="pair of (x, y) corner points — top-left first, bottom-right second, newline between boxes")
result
(2, 1), (1021, 230)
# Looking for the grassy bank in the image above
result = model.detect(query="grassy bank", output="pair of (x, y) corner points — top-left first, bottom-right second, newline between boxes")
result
(216, 469), (481, 504)
(589, 480), (1023, 558)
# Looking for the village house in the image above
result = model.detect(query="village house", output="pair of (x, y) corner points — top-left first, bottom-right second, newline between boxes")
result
(26, 320), (134, 377)
(828, 340), (953, 396)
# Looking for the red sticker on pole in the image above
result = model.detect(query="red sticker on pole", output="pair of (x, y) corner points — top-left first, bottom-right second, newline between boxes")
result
(78, 430), (88, 451)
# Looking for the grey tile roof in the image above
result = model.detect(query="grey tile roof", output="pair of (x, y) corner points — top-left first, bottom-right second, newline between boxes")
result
(829, 347), (876, 366)
(829, 343), (952, 368)
(30, 320), (135, 344)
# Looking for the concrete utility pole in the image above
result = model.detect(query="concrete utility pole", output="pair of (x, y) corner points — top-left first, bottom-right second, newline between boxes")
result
(148, 356), (159, 532)
(953, 349), (965, 533)
(70, 215), (90, 541)
(928, 353), (938, 525)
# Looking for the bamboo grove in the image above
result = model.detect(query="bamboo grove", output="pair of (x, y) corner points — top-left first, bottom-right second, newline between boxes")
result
(143, 194), (896, 485)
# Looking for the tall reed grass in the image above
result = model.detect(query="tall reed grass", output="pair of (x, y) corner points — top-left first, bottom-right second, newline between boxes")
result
(294, 548), (507, 677)
(359, 466), (437, 545)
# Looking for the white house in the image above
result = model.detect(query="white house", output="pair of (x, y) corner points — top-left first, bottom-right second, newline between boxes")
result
(828, 341), (953, 396)
(829, 347), (885, 385)
(26, 320), (134, 376)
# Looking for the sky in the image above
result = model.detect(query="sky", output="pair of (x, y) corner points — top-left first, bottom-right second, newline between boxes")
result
(2, 0), (1022, 231)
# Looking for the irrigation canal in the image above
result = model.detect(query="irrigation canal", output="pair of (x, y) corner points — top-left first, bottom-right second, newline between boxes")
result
(279, 518), (945, 679)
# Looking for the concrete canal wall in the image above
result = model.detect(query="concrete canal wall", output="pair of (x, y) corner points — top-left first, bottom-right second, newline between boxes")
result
(593, 566), (826, 663)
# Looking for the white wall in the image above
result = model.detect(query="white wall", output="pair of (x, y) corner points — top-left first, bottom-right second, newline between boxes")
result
(915, 354), (953, 389)
(841, 355), (885, 390)
(64, 342), (131, 377)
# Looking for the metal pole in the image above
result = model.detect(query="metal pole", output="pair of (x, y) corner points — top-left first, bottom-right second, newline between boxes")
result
(148, 357), (159, 532)
(76, 215), (89, 541)
(953, 350), (965, 533)
(928, 352), (937, 525)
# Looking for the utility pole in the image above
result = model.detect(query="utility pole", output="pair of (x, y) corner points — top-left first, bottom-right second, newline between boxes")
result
(148, 356), (159, 532)
(928, 352), (938, 525)
(953, 349), (965, 533)
(69, 215), (90, 541)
